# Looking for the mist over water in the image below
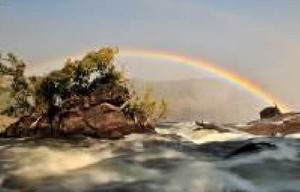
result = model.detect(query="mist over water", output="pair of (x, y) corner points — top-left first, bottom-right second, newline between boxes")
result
(1, 122), (300, 192)
(133, 78), (265, 123)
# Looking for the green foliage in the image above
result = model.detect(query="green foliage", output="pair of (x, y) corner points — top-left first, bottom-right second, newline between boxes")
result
(0, 53), (32, 117)
(27, 76), (46, 113)
(122, 89), (168, 121)
(0, 47), (168, 122)
(33, 47), (126, 109)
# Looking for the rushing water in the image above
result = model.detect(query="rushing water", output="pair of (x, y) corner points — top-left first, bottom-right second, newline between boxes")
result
(1, 122), (300, 192)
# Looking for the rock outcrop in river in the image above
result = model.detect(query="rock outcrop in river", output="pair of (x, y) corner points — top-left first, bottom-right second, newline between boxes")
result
(0, 87), (154, 139)
(0, 48), (165, 139)
(193, 106), (300, 137)
(244, 112), (300, 136)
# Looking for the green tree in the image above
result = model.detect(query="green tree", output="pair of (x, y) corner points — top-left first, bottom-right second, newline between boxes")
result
(0, 53), (32, 117)
(0, 47), (168, 123)
(35, 47), (124, 108)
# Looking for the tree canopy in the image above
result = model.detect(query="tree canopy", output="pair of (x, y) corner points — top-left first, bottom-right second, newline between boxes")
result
(0, 47), (167, 121)
(0, 53), (32, 116)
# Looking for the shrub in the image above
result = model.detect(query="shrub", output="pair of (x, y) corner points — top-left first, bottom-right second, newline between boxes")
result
(121, 89), (168, 121)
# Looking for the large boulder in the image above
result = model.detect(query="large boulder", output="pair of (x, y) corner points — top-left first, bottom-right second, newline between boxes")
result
(0, 103), (155, 139)
(88, 83), (130, 107)
(56, 110), (86, 136)
(259, 106), (281, 119)
(82, 103), (135, 138)
(58, 103), (154, 139)
(1, 114), (55, 138)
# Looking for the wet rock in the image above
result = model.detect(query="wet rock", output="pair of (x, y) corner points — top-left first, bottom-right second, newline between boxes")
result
(0, 103), (154, 139)
(244, 123), (281, 137)
(244, 113), (300, 136)
(194, 121), (229, 133)
(225, 142), (277, 158)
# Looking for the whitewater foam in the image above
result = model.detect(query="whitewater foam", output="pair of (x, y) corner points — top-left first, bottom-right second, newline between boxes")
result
(157, 121), (257, 144)
(220, 142), (298, 167)
(8, 146), (113, 178)
(165, 162), (258, 192)
(1, 122), (300, 192)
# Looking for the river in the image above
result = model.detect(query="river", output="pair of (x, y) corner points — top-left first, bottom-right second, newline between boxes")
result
(1, 122), (300, 192)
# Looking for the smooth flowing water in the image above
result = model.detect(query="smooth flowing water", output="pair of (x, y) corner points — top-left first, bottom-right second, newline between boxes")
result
(1, 122), (300, 192)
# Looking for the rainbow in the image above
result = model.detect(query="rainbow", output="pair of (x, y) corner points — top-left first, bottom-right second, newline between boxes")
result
(37, 48), (291, 112)
(119, 49), (290, 112)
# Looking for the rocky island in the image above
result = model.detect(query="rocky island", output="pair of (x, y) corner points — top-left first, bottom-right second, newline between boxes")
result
(194, 105), (300, 137)
(243, 106), (300, 136)
(0, 48), (166, 139)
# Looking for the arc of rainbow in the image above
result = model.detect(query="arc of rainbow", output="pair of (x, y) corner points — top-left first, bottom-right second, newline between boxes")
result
(119, 49), (290, 112)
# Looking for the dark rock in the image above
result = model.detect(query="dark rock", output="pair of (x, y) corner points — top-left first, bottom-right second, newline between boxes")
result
(2, 175), (29, 190)
(260, 106), (281, 119)
(194, 121), (229, 133)
(57, 110), (86, 136)
(0, 103), (155, 139)
(82, 103), (140, 138)
(225, 142), (277, 158)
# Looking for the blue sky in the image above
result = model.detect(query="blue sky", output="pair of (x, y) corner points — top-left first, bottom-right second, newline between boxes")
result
(1, 0), (300, 108)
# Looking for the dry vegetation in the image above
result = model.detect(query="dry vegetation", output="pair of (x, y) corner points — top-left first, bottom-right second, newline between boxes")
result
(0, 115), (15, 132)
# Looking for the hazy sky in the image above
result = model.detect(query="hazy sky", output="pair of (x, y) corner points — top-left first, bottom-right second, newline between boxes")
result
(1, 0), (300, 109)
